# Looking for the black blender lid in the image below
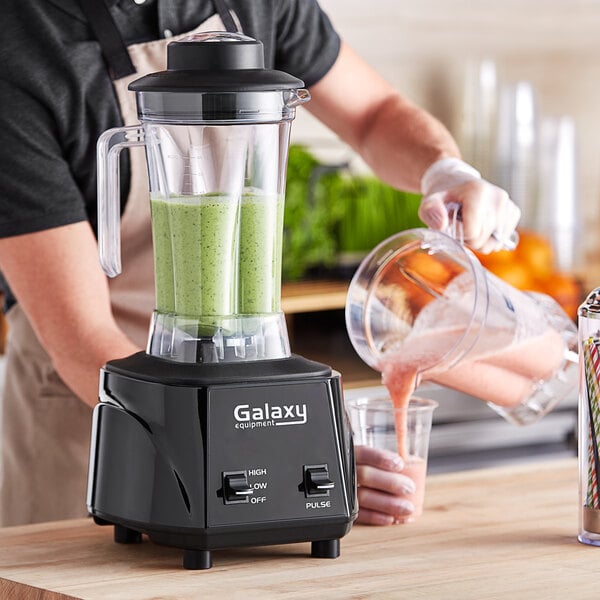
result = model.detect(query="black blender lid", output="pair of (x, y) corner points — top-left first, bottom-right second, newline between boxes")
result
(129, 32), (305, 93)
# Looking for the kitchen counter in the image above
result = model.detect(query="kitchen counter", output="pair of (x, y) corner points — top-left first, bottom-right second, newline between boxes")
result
(0, 458), (592, 599)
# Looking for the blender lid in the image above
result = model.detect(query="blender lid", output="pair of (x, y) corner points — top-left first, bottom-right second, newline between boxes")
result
(129, 32), (305, 93)
(128, 32), (308, 123)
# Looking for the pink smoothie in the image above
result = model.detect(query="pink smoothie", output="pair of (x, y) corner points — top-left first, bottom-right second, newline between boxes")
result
(398, 457), (427, 522)
(382, 325), (566, 413)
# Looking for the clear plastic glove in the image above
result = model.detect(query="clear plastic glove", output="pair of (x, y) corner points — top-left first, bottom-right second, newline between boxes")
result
(354, 445), (416, 526)
(418, 157), (521, 254)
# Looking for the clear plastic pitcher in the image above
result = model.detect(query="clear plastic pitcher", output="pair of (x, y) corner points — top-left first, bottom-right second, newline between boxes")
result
(96, 32), (309, 363)
(345, 229), (578, 425)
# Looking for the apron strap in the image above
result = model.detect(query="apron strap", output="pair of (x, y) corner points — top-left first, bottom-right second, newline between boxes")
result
(212, 0), (238, 33)
(79, 0), (237, 80)
(78, 0), (136, 80)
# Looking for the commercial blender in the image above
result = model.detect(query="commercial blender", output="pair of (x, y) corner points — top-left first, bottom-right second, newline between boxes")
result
(87, 32), (356, 570)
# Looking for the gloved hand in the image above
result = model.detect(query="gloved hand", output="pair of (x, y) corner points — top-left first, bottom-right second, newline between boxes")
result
(418, 157), (521, 254)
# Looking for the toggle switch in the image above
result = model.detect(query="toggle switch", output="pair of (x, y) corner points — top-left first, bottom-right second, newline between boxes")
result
(222, 471), (253, 504)
(303, 464), (334, 497)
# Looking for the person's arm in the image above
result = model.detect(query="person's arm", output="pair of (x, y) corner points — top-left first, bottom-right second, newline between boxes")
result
(0, 221), (139, 408)
(306, 42), (458, 192)
(307, 42), (520, 252)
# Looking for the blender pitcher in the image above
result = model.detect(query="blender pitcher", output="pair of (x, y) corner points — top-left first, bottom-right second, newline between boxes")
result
(346, 229), (579, 425)
(97, 32), (309, 363)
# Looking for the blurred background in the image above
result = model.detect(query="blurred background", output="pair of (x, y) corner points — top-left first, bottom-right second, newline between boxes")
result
(282, 0), (600, 322)
(281, 0), (599, 471)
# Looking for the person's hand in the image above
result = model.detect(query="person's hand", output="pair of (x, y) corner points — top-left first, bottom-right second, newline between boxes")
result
(418, 158), (521, 254)
(354, 445), (417, 525)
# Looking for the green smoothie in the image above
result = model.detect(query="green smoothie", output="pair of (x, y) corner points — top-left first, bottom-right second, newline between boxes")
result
(151, 194), (238, 317)
(150, 197), (176, 314)
(150, 192), (284, 319)
(239, 193), (284, 314)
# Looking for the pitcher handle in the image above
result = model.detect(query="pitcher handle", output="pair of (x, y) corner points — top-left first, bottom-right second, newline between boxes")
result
(97, 125), (145, 277)
(445, 202), (519, 251)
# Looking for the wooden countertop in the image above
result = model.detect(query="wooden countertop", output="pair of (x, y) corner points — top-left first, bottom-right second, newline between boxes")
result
(0, 458), (591, 599)
(281, 279), (348, 314)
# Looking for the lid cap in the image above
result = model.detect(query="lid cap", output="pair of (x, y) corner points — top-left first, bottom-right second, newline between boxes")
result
(168, 32), (265, 71)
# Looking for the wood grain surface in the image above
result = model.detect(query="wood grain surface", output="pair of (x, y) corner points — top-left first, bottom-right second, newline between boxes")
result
(281, 280), (349, 314)
(0, 459), (589, 599)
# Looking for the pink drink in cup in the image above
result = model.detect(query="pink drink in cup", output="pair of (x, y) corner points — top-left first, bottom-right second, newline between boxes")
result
(400, 458), (427, 521)
(346, 395), (437, 522)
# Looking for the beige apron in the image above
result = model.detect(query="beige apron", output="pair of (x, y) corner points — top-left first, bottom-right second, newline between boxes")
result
(0, 13), (237, 527)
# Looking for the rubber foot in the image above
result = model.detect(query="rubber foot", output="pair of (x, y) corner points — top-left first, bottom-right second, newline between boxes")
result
(114, 524), (142, 544)
(183, 549), (212, 570)
(311, 539), (340, 559)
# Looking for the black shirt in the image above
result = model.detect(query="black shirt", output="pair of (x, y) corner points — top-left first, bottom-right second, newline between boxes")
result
(0, 0), (340, 307)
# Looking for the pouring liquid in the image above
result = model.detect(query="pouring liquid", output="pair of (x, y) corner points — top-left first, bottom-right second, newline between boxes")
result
(379, 325), (567, 520)
(346, 228), (578, 521)
(375, 262), (571, 463)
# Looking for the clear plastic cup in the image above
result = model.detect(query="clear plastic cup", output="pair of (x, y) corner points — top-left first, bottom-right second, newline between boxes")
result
(345, 395), (438, 521)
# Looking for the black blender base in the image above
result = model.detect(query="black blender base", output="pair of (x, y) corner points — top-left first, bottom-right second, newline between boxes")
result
(88, 354), (356, 570)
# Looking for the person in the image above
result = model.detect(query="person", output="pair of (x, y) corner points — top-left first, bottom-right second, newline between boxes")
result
(0, 0), (520, 528)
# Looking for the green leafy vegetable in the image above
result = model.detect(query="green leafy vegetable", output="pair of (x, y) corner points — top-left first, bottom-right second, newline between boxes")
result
(283, 145), (424, 280)
(333, 175), (423, 253)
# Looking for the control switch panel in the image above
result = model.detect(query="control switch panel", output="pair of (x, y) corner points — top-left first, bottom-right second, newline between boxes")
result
(222, 471), (253, 504)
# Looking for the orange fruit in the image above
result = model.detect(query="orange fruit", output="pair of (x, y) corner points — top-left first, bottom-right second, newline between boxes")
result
(537, 272), (582, 320)
(486, 261), (535, 291)
(514, 229), (554, 279)
(401, 251), (452, 286)
(474, 247), (516, 269)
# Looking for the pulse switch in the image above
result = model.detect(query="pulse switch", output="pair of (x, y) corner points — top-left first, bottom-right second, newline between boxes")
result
(303, 464), (334, 497)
